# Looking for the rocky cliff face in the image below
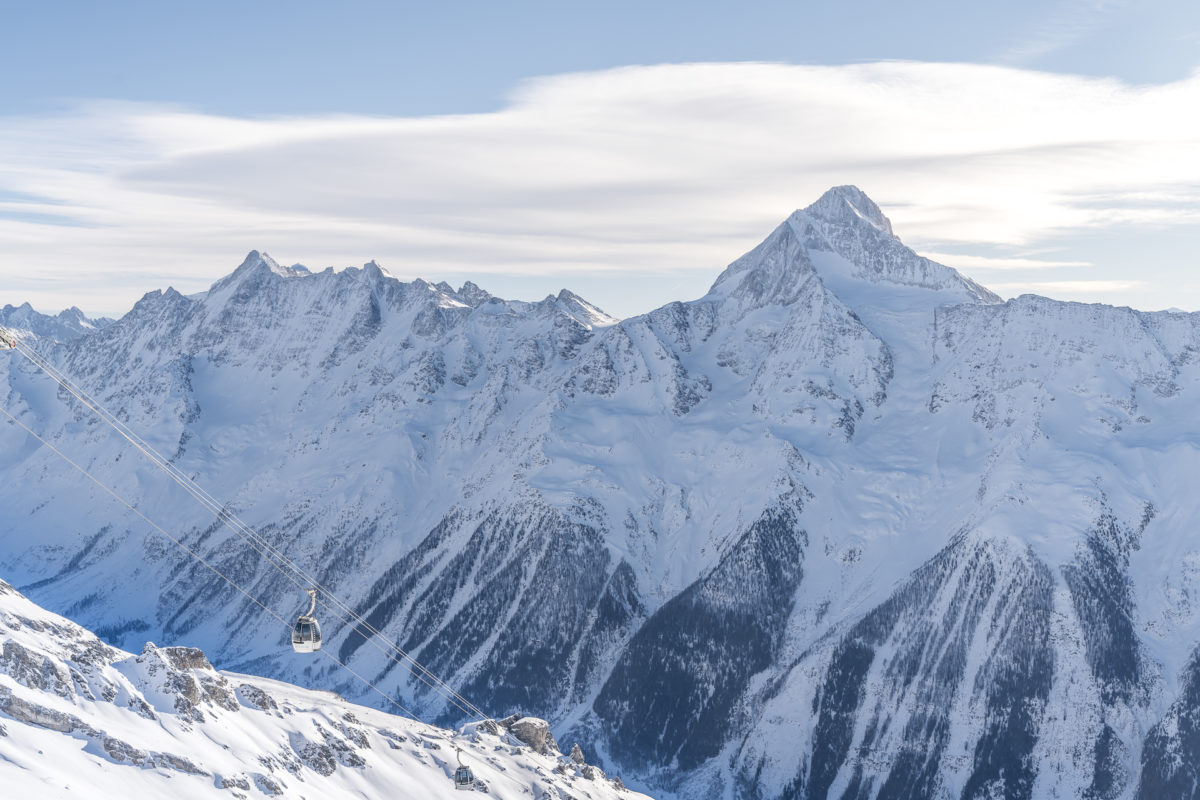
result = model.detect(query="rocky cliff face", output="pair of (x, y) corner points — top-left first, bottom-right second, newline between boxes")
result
(3, 186), (1200, 799)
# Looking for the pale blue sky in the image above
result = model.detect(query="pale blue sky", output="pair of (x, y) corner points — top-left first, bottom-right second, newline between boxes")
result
(2, 1), (1199, 318)
(5, 1), (1199, 115)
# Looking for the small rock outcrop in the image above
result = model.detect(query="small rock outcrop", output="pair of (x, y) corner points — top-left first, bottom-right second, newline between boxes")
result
(501, 715), (559, 756)
(129, 642), (240, 720)
(236, 683), (279, 712)
(0, 640), (74, 696)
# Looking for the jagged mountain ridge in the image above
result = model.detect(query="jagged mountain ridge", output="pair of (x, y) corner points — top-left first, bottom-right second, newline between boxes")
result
(4, 186), (1200, 799)
(0, 302), (113, 345)
(0, 577), (647, 800)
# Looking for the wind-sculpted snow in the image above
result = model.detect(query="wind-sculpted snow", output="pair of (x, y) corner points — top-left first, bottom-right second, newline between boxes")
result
(5, 186), (1200, 799)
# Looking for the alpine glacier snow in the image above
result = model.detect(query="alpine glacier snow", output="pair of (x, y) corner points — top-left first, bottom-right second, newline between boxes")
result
(3, 186), (1200, 799)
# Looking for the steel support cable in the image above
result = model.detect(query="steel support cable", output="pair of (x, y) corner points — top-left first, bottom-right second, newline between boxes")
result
(11, 345), (480, 714)
(17, 345), (492, 724)
(0, 402), (424, 722)
(7, 341), (491, 722)
(16, 344), (489, 723)
(10, 346), (482, 721)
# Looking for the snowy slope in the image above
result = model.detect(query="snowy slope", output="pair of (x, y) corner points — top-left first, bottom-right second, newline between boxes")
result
(4, 186), (1200, 799)
(0, 577), (649, 800)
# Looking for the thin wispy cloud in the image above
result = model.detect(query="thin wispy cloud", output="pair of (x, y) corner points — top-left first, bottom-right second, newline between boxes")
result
(989, 279), (1146, 293)
(1, 61), (1198, 316)
(999, 0), (1130, 63)
(920, 253), (1093, 271)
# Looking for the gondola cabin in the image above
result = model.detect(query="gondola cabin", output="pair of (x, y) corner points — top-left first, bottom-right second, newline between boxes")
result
(454, 747), (476, 791)
(454, 765), (475, 791)
(292, 617), (321, 653)
(292, 588), (322, 653)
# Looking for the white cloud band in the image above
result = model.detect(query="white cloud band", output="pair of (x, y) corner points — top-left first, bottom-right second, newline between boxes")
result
(1, 61), (1198, 316)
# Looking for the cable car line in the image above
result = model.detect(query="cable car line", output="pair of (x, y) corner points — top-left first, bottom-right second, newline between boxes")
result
(11, 342), (488, 723)
(14, 342), (484, 715)
(13, 339), (490, 721)
(9, 336), (490, 721)
(292, 588), (322, 653)
(0, 400), (438, 725)
(2, 415), (486, 794)
(2, 334), (490, 725)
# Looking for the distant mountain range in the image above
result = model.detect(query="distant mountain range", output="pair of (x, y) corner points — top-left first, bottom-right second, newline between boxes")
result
(0, 302), (112, 344)
(4, 186), (1200, 799)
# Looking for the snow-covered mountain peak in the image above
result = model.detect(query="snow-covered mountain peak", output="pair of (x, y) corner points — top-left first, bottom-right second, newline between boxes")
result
(57, 306), (98, 329)
(208, 250), (305, 294)
(405, 276), (471, 310)
(240, 250), (288, 277)
(804, 184), (894, 236)
(787, 188), (999, 306)
(160, 251), (617, 341)
(554, 289), (619, 328)
(362, 258), (388, 278)
(705, 186), (997, 324)
(455, 280), (493, 308)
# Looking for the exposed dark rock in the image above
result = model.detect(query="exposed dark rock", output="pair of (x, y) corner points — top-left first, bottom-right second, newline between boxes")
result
(1136, 648), (1200, 799)
(595, 499), (806, 771)
(0, 640), (73, 696)
(779, 535), (1054, 800)
(507, 717), (559, 755)
(290, 733), (338, 776)
(236, 683), (278, 712)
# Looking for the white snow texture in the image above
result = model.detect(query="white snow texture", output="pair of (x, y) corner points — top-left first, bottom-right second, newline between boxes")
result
(3, 186), (1200, 800)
